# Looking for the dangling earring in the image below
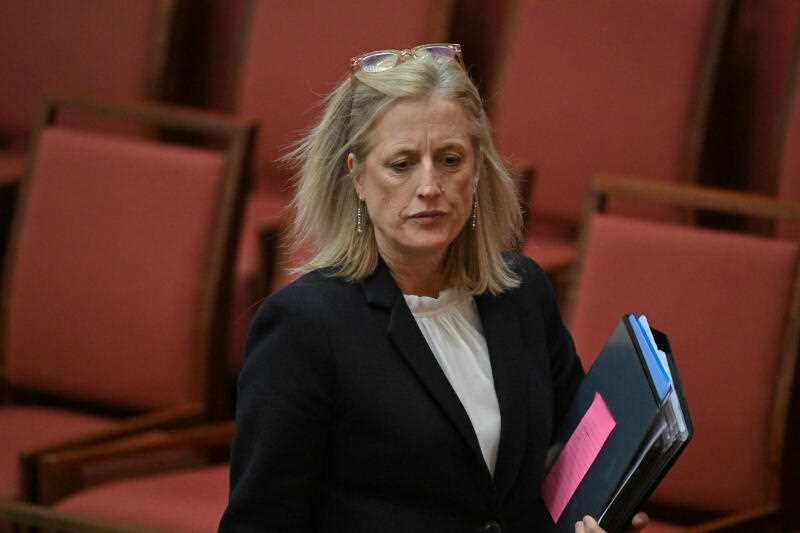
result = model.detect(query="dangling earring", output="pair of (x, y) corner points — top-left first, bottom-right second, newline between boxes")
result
(471, 184), (479, 230)
(357, 199), (364, 234)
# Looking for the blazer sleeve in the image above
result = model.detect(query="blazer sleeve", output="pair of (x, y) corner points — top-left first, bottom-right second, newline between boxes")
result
(219, 287), (335, 532)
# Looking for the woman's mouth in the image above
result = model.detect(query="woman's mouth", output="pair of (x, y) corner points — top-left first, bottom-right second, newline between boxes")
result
(410, 210), (446, 224)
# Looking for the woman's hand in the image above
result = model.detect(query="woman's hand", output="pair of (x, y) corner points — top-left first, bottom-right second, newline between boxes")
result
(574, 512), (649, 532)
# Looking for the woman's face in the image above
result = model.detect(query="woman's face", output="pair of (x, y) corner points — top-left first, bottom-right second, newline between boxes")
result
(353, 95), (478, 267)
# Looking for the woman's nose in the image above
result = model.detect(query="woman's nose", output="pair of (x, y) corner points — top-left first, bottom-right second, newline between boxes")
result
(416, 163), (443, 197)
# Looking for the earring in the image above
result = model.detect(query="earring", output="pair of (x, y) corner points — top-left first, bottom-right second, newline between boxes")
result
(471, 183), (479, 230)
(357, 199), (363, 234)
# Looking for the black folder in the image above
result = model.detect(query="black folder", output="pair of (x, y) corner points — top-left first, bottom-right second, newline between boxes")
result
(543, 315), (693, 532)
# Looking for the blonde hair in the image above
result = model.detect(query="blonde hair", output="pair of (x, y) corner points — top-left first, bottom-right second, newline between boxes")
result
(287, 55), (522, 294)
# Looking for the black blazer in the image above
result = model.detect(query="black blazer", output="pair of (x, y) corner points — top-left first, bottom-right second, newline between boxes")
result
(220, 253), (584, 532)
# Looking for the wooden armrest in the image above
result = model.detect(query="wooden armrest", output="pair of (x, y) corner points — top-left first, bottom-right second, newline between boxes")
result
(0, 499), (158, 532)
(591, 175), (800, 222)
(44, 420), (234, 466)
(686, 503), (783, 532)
(43, 92), (257, 138)
(25, 402), (206, 458)
(22, 402), (206, 504)
(33, 421), (233, 505)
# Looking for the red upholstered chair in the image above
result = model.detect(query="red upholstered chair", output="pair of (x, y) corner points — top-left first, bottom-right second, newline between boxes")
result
(0, 422), (235, 532)
(0, 95), (254, 510)
(0, 0), (178, 185)
(0, 1), (183, 343)
(224, 0), (457, 370)
(565, 176), (800, 531)
(489, 1), (731, 281)
(698, 2), (800, 237)
(707, 1), (800, 197)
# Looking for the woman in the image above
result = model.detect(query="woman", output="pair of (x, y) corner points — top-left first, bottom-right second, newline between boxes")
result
(220, 44), (647, 532)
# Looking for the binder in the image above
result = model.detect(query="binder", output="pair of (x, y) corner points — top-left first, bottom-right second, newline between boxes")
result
(542, 315), (693, 532)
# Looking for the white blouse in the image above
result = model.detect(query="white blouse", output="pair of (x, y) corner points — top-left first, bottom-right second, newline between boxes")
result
(403, 289), (501, 474)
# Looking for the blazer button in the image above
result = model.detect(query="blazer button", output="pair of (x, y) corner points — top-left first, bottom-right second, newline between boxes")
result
(481, 520), (501, 533)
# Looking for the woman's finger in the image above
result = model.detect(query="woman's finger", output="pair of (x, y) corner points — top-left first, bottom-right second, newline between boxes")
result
(575, 515), (604, 532)
(630, 511), (649, 530)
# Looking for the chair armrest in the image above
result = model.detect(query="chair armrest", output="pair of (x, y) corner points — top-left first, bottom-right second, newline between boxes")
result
(44, 420), (234, 465)
(44, 92), (258, 138)
(0, 499), (158, 532)
(25, 402), (206, 457)
(687, 503), (783, 533)
(21, 402), (207, 504)
(33, 420), (234, 505)
(591, 175), (800, 223)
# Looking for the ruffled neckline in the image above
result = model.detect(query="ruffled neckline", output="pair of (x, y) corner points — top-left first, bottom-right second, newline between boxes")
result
(403, 288), (472, 316)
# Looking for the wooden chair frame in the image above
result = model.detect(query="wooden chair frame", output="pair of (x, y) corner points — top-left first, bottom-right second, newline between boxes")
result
(0, 93), (256, 505)
(773, 18), (800, 243)
(757, 13), (800, 205)
(565, 175), (800, 531)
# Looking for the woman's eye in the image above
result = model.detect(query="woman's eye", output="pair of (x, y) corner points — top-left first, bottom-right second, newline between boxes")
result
(389, 160), (410, 172)
(442, 154), (462, 167)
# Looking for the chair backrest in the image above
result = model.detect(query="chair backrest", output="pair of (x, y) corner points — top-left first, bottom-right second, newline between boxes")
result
(566, 176), (800, 512)
(490, 0), (730, 228)
(234, 0), (455, 198)
(711, 3), (800, 235)
(777, 29), (800, 237)
(0, 1), (176, 145)
(716, 0), (800, 200)
(0, 96), (255, 414)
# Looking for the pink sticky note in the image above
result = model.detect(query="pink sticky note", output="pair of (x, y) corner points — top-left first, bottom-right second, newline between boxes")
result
(541, 392), (616, 523)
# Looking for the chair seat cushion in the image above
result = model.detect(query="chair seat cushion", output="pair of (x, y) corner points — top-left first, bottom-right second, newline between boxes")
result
(0, 406), (115, 499)
(56, 465), (228, 533)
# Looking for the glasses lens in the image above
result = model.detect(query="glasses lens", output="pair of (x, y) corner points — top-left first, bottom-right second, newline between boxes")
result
(416, 46), (455, 60)
(359, 52), (400, 73)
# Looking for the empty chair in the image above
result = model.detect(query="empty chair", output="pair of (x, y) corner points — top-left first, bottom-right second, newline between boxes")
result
(697, 2), (800, 237)
(0, 422), (235, 532)
(566, 175), (800, 531)
(0, 0), (178, 184)
(706, 0), (800, 199)
(0, 0), (183, 327)
(0, 94), (254, 508)
(489, 0), (731, 279)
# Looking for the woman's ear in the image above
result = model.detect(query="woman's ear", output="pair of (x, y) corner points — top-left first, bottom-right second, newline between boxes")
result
(348, 153), (364, 199)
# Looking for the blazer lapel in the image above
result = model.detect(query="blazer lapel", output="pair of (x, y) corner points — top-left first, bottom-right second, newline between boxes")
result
(475, 290), (529, 500)
(362, 263), (492, 488)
